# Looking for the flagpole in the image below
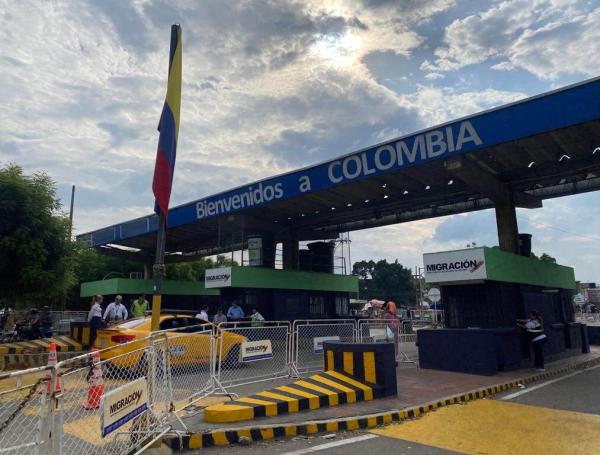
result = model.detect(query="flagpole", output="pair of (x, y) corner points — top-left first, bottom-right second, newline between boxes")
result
(150, 24), (181, 332)
(151, 212), (166, 332)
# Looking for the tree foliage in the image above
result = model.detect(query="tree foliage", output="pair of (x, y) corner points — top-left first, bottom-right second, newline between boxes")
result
(75, 247), (142, 283)
(166, 255), (237, 281)
(531, 252), (557, 263)
(352, 259), (415, 305)
(0, 164), (77, 308)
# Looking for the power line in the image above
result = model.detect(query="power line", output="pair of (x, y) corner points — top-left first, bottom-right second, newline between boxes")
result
(534, 223), (600, 242)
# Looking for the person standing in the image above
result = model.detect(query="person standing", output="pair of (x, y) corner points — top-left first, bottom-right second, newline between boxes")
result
(88, 295), (104, 346)
(103, 295), (128, 324)
(226, 301), (244, 321)
(196, 305), (209, 322)
(250, 308), (265, 327)
(518, 310), (547, 371)
(213, 309), (227, 325)
(131, 294), (148, 318)
(383, 299), (399, 356)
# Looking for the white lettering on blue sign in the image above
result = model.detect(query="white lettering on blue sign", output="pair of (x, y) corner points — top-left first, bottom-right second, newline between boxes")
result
(195, 121), (481, 221)
(327, 120), (481, 183)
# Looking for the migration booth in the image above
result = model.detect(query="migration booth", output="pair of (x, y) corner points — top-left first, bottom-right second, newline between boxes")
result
(78, 240), (358, 322)
(417, 243), (587, 375)
(204, 264), (357, 320)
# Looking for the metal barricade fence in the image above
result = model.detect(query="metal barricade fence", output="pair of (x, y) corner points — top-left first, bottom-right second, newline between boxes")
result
(161, 324), (215, 413)
(215, 321), (291, 390)
(292, 319), (356, 376)
(53, 334), (171, 455)
(0, 366), (50, 454)
(1, 317), (425, 454)
(357, 319), (416, 364)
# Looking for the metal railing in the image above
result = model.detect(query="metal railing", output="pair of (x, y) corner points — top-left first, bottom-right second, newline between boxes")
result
(357, 318), (416, 364)
(215, 321), (292, 389)
(292, 319), (356, 376)
(0, 317), (425, 454)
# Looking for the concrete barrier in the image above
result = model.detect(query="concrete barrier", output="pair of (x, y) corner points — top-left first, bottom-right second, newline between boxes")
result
(204, 342), (397, 423)
(70, 321), (91, 347)
(323, 341), (397, 397)
(587, 325), (600, 346)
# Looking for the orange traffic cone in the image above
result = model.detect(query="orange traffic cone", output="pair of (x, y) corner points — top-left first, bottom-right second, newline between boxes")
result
(83, 349), (104, 409)
(38, 342), (61, 394)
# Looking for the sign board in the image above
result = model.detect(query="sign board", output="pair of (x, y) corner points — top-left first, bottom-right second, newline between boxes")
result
(101, 377), (148, 437)
(424, 248), (487, 283)
(205, 267), (232, 288)
(313, 336), (340, 353)
(427, 288), (441, 303)
(369, 327), (392, 342)
(240, 340), (273, 362)
(247, 237), (263, 266)
(169, 344), (186, 357)
(86, 79), (600, 248)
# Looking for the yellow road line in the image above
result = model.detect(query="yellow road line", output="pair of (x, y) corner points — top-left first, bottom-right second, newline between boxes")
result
(371, 399), (600, 455)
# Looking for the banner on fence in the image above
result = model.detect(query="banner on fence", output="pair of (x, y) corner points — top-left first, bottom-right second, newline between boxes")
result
(240, 339), (273, 362)
(101, 377), (148, 437)
(313, 336), (340, 353)
(369, 327), (394, 342)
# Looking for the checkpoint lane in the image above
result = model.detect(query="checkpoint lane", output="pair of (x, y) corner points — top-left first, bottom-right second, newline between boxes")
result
(370, 366), (600, 455)
(497, 364), (600, 414)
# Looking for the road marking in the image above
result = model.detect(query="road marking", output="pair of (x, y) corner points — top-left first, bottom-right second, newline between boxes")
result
(501, 363), (600, 400)
(282, 434), (378, 455)
(371, 399), (600, 455)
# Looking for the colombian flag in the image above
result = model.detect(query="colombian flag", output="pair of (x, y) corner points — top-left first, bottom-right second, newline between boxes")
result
(152, 25), (182, 220)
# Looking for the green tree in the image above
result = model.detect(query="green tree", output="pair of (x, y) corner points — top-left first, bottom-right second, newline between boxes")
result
(75, 247), (142, 283)
(352, 259), (415, 306)
(166, 255), (237, 281)
(530, 252), (557, 263)
(0, 164), (77, 309)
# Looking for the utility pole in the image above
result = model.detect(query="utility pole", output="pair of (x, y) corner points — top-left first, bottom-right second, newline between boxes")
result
(68, 185), (75, 237)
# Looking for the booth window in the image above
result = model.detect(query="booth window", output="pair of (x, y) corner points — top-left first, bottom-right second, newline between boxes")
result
(335, 295), (349, 315)
(285, 295), (301, 317)
(310, 296), (325, 316)
(244, 291), (259, 309)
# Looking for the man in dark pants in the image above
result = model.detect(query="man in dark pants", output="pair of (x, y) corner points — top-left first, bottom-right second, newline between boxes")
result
(518, 310), (547, 371)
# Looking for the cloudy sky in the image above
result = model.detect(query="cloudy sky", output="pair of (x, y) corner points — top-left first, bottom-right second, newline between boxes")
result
(1, 0), (600, 281)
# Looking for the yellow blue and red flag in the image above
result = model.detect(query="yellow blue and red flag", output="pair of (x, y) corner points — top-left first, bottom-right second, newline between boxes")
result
(152, 24), (182, 220)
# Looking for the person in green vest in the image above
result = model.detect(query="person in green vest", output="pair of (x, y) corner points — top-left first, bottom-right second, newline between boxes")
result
(131, 294), (149, 318)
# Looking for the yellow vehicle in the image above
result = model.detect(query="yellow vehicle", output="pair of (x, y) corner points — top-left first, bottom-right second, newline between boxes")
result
(94, 314), (245, 370)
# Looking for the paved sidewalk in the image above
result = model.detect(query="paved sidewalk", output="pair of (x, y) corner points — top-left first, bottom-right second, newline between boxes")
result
(173, 348), (600, 434)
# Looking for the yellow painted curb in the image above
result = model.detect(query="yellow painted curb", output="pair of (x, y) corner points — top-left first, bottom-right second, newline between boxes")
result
(165, 355), (600, 451)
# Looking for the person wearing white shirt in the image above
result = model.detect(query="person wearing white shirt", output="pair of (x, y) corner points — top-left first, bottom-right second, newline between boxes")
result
(517, 310), (547, 371)
(103, 295), (128, 323)
(88, 295), (104, 346)
(195, 305), (209, 322)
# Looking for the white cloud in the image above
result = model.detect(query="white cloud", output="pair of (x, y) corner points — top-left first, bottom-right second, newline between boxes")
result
(422, 0), (600, 80)
(424, 72), (444, 80)
(1, 0), (599, 282)
(399, 85), (527, 126)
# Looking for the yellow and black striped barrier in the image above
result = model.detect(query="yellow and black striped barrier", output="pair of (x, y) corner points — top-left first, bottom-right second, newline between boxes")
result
(204, 370), (383, 423)
(204, 341), (397, 423)
(0, 336), (83, 355)
(0, 336), (84, 369)
(323, 341), (397, 397)
(166, 355), (600, 451)
(70, 322), (92, 348)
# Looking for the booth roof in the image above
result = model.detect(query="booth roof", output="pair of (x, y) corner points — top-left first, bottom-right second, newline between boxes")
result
(79, 77), (600, 261)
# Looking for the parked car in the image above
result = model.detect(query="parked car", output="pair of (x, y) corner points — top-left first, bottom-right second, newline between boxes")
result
(94, 314), (246, 370)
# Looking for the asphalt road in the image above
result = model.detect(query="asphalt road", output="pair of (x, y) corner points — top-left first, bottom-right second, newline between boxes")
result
(189, 364), (600, 455)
